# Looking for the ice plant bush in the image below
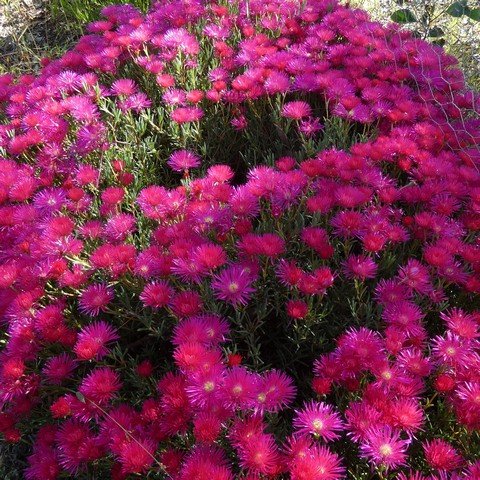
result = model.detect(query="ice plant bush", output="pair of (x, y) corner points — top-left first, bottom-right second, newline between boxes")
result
(0, 0), (480, 478)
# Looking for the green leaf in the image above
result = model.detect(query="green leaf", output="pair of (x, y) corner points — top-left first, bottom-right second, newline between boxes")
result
(466, 7), (480, 20)
(391, 8), (417, 23)
(428, 26), (445, 37)
(75, 392), (86, 403)
(446, 1), (468, 17)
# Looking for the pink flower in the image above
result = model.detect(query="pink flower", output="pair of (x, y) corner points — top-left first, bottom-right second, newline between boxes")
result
(264, 71), (290, 94)
(254, 369), (296, 413)
(282, 101), (312, 119)
(301, 227), (333, 259)
(286, 299), (309, 319)
(299, 117), (323, 136)
(79, 367), (122, 405)
(118, 92), (151, 112)
(192, 243), (227, 271)
(78, 283), (114, 316)
(73, 321), (119, 361)
(423, 439), (464, 472)
(193, 412), (222, 444)
(441, 308), (479, 340)
(342, 254), (378, 280)
(389, 398), (425, 434)
(220, 366), (256, 409)
(345, 401), (384, 442)
(293, 401), (344, 442)
(55, 420), (101, 473)
(238, 232), (286, 257)
(162, 88), (187, 106)
(140, 281), (173, 308)
(288, 441), (345, 480)
(168, 149), (201, 172)
(110, 78), (138, 96)
(360, 426), (410, 470)
(432, 331), (469, 366)
(186, 365), (224, 408)
(236, 432), (281, 476)
(398, 259), (432, 295)
(173, 342), (223, 373)
(211, 264), (256, 306)
(42, 353), (77, 384)
(170, 290), (203, 318)
(172, 314), (229, 346)
(177, 446), (233, 480)
(455, 382), (480, 426)
(171, 106), (204, 124)
(119, 438), (156, 474)
(277, 259), (303, 287)
(103, 213), (136, 241)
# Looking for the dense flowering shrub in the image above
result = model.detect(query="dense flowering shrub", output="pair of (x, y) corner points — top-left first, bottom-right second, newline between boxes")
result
(1, 0), (480, 478)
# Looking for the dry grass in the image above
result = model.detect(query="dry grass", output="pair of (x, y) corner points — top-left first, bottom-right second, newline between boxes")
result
(0, 0), (74, 74)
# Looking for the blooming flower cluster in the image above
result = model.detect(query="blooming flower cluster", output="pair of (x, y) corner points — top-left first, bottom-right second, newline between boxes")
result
(0, 0), (480, 478)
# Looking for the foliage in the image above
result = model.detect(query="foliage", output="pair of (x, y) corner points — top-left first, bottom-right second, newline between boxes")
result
(389, 0), (480, 45)
(350, 0), (480, 90)
(0, 1), (480, 479)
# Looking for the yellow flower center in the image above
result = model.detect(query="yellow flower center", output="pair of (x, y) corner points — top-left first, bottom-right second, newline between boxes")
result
(312, 419), (324, 431)
(382, 370), (392, 380)
(379, 444), (393, 457)
(203, 381), (215, 392)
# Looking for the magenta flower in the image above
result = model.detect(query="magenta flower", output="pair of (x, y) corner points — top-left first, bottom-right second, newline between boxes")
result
(253, 369), (296, 413)
(360, 426), (410, 470)
(289, 443), (345, 480)
(220, 366), (257, 409)
(79, 367), (122, 405)
(140, 281), (173, 308)
(345, 401), (384, 442)
(342, 254), (378, 280)
(299, 117), (323, 136)
(103, 213), (136, 241)
(293, 401), (344, 442)
(185, 365), (224, 408)
(423, 439), (464, 472)
(162, 88), (187, 106)
(33, 188), (67, 214)
(211, 264), (256, 306)
(236, 432), (281, 476)
(281, 101), (312, 120)
(167, 149), (201, 172)
(172, 313), (229, 346)
(171, 106), (204, 124)
(119, 438), (156, 475)
(78, 283), (114, 316)
(54, 420), (98, 474)
(118, 92), (151, 112)
(42, 353), (77, 385)
(110, 78), (138, 96)
(73, 320), (119, 361)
